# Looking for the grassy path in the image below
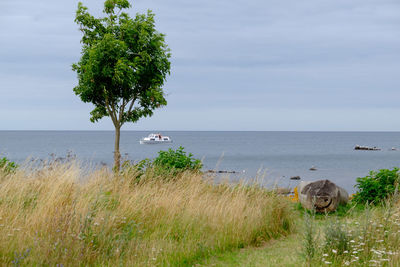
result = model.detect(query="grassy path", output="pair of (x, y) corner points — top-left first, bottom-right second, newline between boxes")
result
(197, 234), (303, 267)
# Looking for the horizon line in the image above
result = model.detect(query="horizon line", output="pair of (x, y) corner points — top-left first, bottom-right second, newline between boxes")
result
(2, 130), (400, 133)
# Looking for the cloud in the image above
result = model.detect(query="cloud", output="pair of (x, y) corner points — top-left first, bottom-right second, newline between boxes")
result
(1, 0), (399, 130)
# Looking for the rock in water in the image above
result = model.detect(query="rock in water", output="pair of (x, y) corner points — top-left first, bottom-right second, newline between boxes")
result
(298, 180), (349, 212)
(290, 176), (301, 180)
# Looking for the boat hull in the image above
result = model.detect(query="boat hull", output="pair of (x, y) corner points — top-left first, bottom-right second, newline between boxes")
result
(140, 140), (173, 144)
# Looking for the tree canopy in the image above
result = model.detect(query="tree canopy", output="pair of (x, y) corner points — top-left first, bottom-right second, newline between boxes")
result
(72, 0), (171, 169)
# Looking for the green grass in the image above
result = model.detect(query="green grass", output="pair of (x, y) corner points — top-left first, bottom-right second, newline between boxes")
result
(198, 200), (400, 266)
(197, 234), (302, 267)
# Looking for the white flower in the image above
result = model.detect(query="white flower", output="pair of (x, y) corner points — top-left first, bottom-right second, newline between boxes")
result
(332, 249), (337, 254)
(324, 261), (332, 265)
(350, 240), (355, 243)
(344, 261), (350, 266)
(323, 254), (329, 257)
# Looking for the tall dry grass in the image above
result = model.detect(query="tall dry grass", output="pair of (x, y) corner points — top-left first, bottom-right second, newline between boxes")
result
(0, 162), (294, 266)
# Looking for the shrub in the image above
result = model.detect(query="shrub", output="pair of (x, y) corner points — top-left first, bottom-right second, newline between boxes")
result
(353, 168), (399, 205)
(153, 146), (202, 174)
(0, 157), (18, 174)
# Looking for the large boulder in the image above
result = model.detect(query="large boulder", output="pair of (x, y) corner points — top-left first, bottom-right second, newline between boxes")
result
(298, 180), (349, 212)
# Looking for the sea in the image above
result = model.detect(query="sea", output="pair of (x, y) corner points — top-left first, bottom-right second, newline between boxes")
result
(1, 131), (400, 193)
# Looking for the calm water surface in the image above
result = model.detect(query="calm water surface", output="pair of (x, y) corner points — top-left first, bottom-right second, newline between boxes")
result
(1, 131), (400, 193)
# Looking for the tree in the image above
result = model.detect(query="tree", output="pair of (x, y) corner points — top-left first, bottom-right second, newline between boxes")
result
(72, 0), (171, 171)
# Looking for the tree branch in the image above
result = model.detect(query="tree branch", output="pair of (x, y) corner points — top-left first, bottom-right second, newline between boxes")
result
(119, 99), (126, 124)
(127, 96), (136, 114)
(105, 97), (117, 127)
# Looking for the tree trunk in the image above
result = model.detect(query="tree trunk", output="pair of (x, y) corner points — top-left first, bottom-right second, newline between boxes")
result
(114, 125), (121, 172)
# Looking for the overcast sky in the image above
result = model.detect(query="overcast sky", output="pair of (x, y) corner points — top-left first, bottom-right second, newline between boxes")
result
(1, 0), (399, 131)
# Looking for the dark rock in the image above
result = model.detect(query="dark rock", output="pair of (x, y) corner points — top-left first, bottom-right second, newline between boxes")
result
(206, 170), (238, 174)
(298, 180), (349, 213)
(354, 145), (381, 151)
(290, 176), (301, 180)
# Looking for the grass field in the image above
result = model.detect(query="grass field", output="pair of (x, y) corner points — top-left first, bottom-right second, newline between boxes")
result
(0, 162), (294, 266)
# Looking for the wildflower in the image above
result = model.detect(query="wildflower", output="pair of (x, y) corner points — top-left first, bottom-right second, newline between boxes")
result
(377, 240), (384, 243)
(332, 249), (337, 254)
(94, 222), (99, 226)
(372, 250), (381, 255)
(350, 240), (355, 243)
(344, 261), (350, 266)
(343, 251), (348, 254)
(324, 261), (332, 265)
(323, 254), (329, 257)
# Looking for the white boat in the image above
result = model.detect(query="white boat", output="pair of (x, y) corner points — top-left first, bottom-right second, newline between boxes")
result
(140, 133), (172, 144)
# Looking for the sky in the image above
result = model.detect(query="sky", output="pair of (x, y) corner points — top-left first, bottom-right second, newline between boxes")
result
(0, 0), (400, 131)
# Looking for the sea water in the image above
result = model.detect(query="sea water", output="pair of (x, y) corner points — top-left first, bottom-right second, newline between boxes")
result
(1, 131), (400, 193)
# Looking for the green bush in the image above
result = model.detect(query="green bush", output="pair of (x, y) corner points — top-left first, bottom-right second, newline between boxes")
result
(0, 157), (18, 174)
(353, 168), (399, 205)
(153, 146), (202, 174)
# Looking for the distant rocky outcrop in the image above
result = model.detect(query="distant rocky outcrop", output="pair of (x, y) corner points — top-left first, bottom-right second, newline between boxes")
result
(206, 170), (238, 174)
(354, 145), (381, 151)
(298, 179), (349, 212)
